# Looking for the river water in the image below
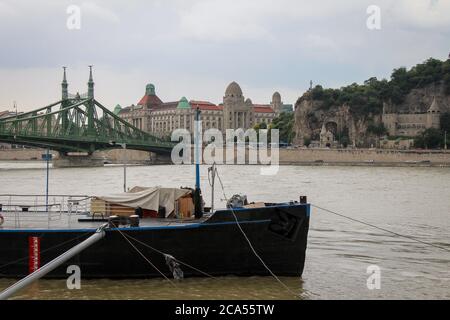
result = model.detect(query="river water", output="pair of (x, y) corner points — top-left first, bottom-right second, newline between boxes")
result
(0, 162), (449, 299)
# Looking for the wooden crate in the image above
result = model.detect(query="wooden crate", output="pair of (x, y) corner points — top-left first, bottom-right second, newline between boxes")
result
(90, 198), (106, 216)
(108, 203), (135, 217)
(177, 196), (194, 218)
(91, 198), (135, 217)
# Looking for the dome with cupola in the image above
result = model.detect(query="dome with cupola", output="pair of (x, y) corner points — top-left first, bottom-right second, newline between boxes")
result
(113, 104), (122, 115)
(272, 91), (281, 103)
(145, 83), (156, 95)
(225, 81), (243, 97)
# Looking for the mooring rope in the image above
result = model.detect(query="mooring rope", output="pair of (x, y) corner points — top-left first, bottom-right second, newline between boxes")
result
(311, 204), (450, 252)
(112, 227), (177, 286)
(122, 233), (217, 279)
(215, 170), (302, 299)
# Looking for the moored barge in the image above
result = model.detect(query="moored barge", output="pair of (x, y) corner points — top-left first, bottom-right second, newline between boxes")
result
(0, 194), (310, 279)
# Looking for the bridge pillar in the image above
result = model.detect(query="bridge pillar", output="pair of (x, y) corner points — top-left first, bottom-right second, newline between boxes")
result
(52, 152), (105, 168)
(148, 152), (172, 164)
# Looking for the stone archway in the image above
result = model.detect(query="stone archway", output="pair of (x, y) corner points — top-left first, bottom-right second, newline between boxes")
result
(325, 121), (338, 136)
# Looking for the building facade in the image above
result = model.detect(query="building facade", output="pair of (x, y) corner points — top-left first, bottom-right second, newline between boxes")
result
(118, 82), (283, 137)
(382, 97), (441, 137)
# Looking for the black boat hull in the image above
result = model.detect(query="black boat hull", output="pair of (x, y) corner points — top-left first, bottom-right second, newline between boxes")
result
(0, 204), (310, 278)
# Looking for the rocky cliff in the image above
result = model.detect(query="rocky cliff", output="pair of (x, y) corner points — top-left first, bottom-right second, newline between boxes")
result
(383, 82), (450, 114)
(294, 58), (450, 147)
(293, 91), (383, 147)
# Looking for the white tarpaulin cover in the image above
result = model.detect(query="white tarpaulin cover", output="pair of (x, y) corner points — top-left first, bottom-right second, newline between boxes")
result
(95, 186), (191, 217)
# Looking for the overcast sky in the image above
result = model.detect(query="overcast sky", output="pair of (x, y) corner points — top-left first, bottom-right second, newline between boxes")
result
(0, 0), (449, 112)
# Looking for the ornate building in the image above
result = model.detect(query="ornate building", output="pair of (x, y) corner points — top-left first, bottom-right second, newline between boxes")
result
(382, 97), (441, 137)
(118, 82), (283, 137)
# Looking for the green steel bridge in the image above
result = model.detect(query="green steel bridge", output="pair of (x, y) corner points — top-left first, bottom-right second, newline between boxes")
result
(0, 68), (175, 155)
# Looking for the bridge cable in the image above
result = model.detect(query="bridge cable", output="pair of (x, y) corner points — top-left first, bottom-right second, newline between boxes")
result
(311, 204), (450, 252)
(215, 169), (302, 299)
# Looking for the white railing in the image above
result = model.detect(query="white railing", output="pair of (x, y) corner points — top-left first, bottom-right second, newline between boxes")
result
(0, 194), (91, 228)
(0, 194), (196, 228)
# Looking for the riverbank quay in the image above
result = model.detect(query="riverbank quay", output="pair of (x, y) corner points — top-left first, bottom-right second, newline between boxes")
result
(1, 147), (449, 167)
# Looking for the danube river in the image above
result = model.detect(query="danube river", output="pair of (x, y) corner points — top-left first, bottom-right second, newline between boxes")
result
(0, 162), (449, 299)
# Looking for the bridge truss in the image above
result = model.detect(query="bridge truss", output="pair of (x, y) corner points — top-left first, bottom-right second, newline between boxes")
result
(0, 97), (175, 155)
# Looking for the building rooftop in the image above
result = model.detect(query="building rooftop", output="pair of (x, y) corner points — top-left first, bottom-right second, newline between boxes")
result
(113, 104), (122, 115)
(190, 100), (223, 111)
(177, 97), (191, 109)
(225, 81), (243, 97)
(253, 104), (275, 113)
(152, 101), (178, 111)
(0, 110), (19, 119)
(428, 97), (440, 113)
(138, 94), (163, 107)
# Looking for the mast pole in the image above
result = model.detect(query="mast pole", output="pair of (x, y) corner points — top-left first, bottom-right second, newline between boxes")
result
(45, 148), (49, 212)
(210, 163), (216, 213)
(194, 107), (202, 218)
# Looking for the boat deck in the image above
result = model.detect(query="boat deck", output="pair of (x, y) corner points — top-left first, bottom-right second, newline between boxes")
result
(0, 211), (209, 231)
(0, 193), (214, 231)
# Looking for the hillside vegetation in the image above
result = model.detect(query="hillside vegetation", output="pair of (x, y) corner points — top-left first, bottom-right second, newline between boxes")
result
(310, 58), (450, 117)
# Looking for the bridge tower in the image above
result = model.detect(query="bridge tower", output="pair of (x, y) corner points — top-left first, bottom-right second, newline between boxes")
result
(87, 66), (95, 139)
(61, 67), (68, 100)
(61, 67), (69, 133)
(87, 65), (94, 99)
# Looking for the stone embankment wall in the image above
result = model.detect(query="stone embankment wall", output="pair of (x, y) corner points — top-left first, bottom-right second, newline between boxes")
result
(278, 148), (450, 166)
(95, 149), (152, 163)
(0, 149), (48, 160)
(1, 147), (449, 166)
(0, 149), (152, 163)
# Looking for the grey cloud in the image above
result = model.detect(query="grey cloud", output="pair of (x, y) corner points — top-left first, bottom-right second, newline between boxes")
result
(0, 0), (449, 111)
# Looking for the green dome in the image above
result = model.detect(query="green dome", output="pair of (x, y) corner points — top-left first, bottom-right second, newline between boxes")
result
(113, 104), (122, 115)
(145, 84), (155, 95)
(177, 97), (191, 109)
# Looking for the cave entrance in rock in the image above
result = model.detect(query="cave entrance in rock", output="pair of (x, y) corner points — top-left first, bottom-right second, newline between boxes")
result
(325, 121), (338, 136)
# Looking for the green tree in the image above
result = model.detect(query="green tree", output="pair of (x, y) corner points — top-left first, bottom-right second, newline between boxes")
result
(441, 113), (450, 133)
(338, 126), (350, 148)
(271, 112), (294, 143)
(444, 74), (450, 95)
(367, 122), (387, 136)
(414, 128), (443, 149)
(310, 58), (448, 118)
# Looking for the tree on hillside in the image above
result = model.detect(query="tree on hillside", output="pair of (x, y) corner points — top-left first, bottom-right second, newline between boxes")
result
(414, 128), (443, 149)
(441, 113), (450, 133)
(271, 112), (294, 144)
(367, 122), (387, 137)
(310, 58), (449, 117)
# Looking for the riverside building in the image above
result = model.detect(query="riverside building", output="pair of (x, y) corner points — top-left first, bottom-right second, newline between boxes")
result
(117, 82), (286, 137)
